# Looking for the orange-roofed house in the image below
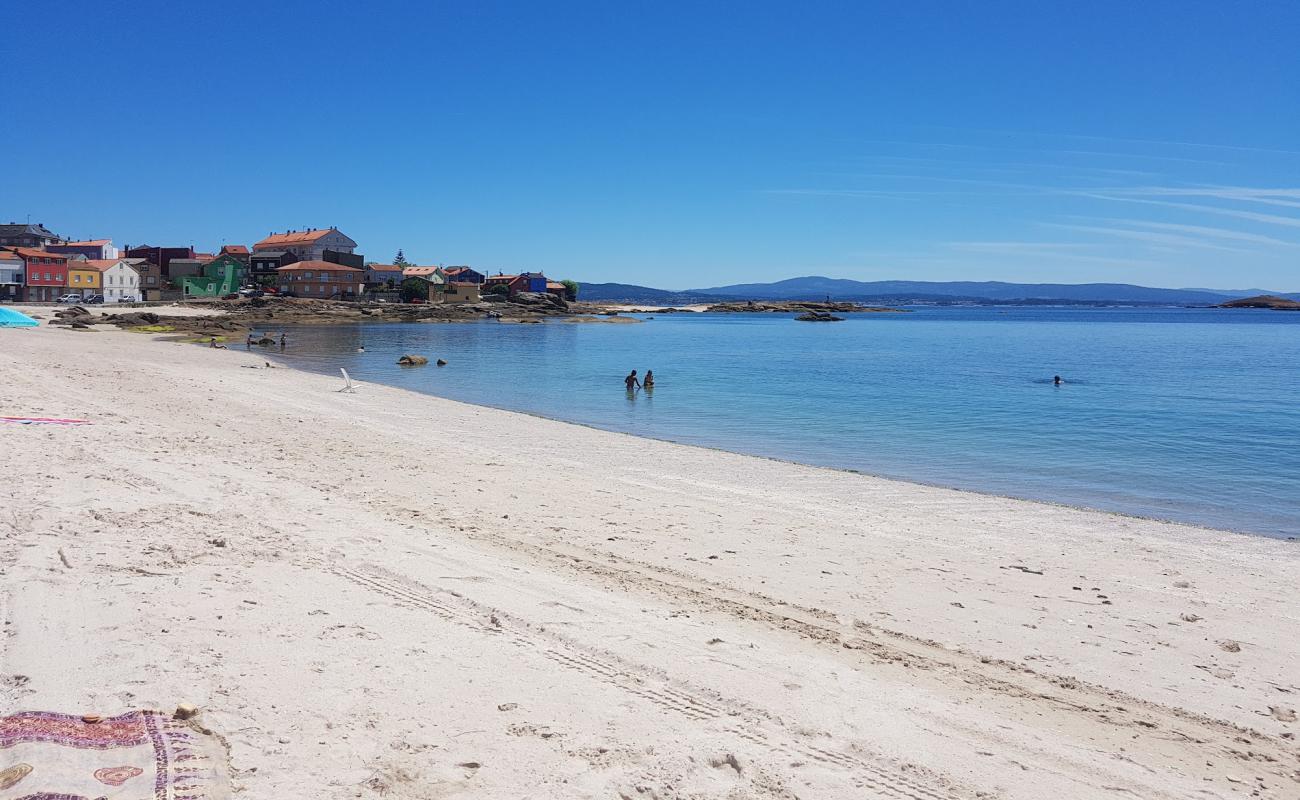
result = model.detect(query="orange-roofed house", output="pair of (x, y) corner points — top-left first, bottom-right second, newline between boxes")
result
(254, 227), (357, 262)
(276, 260), (364, 299)
(68, 258), (102, 298)
(484, 271), (548, 297)
(47, 238), (118, 260)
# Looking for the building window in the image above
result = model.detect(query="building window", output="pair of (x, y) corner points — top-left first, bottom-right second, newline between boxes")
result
(44, 272), (51, 281)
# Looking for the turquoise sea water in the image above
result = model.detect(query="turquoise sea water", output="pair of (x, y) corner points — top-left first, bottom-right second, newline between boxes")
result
(266, 307), (1300, 539)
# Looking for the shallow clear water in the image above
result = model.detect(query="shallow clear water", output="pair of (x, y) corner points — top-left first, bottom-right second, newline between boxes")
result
(264, 307), (1300, 538)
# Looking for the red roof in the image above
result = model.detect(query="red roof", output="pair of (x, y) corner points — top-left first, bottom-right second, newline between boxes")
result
(402, 266), (444, 277)
(6, 247), (68, 261)
(276, 260), (361, 273)
(220, 244), (250, 254)
(254, 228), (339, 248)
(484, 274), (518, 283)
(366, 263), (404, 272)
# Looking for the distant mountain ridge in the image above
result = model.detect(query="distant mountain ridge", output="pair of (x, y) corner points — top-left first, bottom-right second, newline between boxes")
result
(579, 276), (1300, 305)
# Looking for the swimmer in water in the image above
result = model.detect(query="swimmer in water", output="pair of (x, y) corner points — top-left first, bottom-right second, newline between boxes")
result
(643, 370), (654, 389)
(1054, 375), (1062, 386)
(624, 370), (641, 391)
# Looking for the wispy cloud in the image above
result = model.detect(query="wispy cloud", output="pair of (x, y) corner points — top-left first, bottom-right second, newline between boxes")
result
(853, 138), (1231, 166)
(1082, 193), (1300, 229)
(922, 125), (1300, 158)
(1038, 222), (1250, 253)
(943, 241), (1158, 267)
(948, 241), (1098, 252)
(1070, 217), (1295, 246)
(1097, 186), (1300, 209)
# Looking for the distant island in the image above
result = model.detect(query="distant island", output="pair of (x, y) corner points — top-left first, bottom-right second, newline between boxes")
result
(1217, 294), (1300, 310)
(578, 276), (1300, 307)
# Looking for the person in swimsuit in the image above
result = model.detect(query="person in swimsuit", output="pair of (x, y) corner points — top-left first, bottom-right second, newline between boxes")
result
(624, 370), (641, 390)
(643, 370), (655, 389)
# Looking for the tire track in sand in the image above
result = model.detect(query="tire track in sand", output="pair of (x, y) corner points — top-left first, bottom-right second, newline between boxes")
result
(327, 560), (968, 800)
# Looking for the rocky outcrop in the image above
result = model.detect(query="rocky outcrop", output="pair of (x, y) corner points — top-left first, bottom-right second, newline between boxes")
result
(1218, 295), (1300, 310)
(510, 292), (569, 311)
(795, 311), (844, 322)
(397, 355), (429, 365)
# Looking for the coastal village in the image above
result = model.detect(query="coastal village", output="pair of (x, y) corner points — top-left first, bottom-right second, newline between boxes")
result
(0, 221), (577, 306)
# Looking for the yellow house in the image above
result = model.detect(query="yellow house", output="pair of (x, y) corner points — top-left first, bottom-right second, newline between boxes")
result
(68, 260), (102, 296)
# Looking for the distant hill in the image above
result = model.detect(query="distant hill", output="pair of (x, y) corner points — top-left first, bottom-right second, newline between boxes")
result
(693, 277), (1239, 305)
(577, 276), (1297, 305)
(578, 283), (719, 304)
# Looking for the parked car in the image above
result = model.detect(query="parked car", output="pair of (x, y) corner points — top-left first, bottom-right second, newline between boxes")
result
(86, 294), (105, 304)
(56, 294), (83, 304)
(116, 297), (136, 303)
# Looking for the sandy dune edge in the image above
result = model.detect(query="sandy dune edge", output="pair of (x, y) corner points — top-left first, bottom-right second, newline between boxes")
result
(1, 325), (1296, 799)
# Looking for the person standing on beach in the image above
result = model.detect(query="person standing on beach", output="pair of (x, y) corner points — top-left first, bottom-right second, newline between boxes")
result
(625, 370), (641, 391)
(246, 332), (256, 351)
(279, 332), (286, 351)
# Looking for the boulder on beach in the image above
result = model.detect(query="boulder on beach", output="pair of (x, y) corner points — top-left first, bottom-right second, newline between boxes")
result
(397, 354), (429, 365)
(107, 311), (162, 326)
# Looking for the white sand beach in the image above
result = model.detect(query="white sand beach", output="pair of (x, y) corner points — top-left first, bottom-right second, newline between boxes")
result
(2, 324), (1297, 799)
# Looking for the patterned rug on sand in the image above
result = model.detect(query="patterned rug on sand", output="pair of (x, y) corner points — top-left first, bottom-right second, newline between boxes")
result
(0, 710), (228, 800)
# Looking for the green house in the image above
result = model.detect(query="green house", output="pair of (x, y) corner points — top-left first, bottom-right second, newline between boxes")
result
(180, 254), (246, 297)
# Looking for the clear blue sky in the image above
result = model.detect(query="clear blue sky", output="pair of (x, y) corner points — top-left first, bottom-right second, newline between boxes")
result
(4, 1), (1298, 290)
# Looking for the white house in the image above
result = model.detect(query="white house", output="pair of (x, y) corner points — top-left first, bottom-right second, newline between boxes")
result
(252, 227), (357, 262)
(87, 259), (142, 302)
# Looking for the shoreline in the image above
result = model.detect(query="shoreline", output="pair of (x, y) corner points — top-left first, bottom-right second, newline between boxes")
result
(263, 328), (1296, 542)
(3, 324), (1298, 798)
(287, 351), (1283, 542)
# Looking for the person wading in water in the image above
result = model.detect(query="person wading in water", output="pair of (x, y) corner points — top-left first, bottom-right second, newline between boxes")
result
(624, 370), (641, 391)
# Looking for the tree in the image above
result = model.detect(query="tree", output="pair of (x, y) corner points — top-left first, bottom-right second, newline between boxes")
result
(399, 277), (427, 302)
(560, 279), (580, 301)
(484, 282), (510, 296)
(393, 250), (410, 267)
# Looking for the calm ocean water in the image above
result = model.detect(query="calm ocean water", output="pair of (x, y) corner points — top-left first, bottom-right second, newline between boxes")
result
(266, 307), (1300, 538)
